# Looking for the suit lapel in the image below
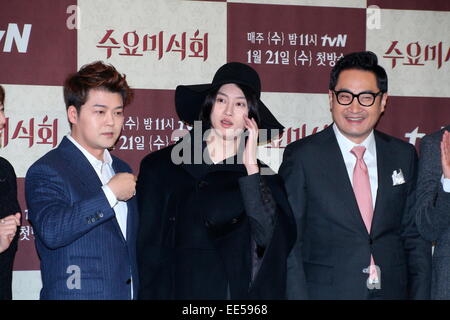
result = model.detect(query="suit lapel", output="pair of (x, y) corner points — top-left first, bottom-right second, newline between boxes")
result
(371, 132), (392, 235)
(319, 127), (369, 236)
(112, 159), (137, 247)
(125, 198), (136, 245)
(58, 137), (104, 191)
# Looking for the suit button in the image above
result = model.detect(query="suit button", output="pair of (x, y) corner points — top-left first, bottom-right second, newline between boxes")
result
(369, 238), (373, 245)
(231, 218), (238, 224)
(126, 279), (131, 285)
(169, 217), (175, 222)
(198, 180), (208, 189)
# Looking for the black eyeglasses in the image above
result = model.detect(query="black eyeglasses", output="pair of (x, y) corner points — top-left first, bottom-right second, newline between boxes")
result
(333, 90), (383, 107)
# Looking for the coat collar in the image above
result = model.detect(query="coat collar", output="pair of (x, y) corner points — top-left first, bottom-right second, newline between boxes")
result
(178, 125), (248, 180)
(66, 134), (113, 172)
(58, 136), (124, 181)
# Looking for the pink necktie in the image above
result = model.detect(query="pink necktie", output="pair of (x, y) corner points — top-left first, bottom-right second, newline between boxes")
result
(351, 146), (378, 283)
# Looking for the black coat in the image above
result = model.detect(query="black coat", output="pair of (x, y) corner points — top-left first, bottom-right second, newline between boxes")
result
(136, 136), (296, 300)
(0, 157), (21, 300)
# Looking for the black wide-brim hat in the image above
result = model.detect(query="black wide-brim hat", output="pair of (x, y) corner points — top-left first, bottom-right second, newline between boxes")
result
(175, 62), (284, 143)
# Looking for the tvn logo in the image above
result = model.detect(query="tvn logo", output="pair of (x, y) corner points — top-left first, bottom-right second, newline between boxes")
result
(0, 23), (32, 53)
(321, 34), (347, 47)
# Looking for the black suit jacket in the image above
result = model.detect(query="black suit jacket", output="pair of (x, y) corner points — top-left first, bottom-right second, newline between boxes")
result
(279, 126), (431, 299)
(415, 126), (450, 299)
(0, 157), (21, 300)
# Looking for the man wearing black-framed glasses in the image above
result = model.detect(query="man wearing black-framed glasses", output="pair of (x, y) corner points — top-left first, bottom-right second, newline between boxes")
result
(279, 51), (431, 300)
(332, 90), (382, 107)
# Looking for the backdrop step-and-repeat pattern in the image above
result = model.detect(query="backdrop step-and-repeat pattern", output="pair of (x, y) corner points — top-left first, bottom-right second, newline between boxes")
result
(1, 0), (449, 299)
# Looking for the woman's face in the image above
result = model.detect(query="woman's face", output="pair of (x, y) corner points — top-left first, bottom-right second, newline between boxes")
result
(209, 83), (249, 141)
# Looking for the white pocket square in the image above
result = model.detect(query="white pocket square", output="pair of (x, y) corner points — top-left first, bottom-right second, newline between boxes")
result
(392, 169), (405, 186)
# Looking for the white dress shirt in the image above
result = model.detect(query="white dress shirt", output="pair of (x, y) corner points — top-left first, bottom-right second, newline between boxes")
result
(333, 124), (378, 208)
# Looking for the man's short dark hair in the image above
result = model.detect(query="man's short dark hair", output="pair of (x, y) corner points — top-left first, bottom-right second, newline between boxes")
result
(329, 51), (388, 93)
(63, 61), (133, 113)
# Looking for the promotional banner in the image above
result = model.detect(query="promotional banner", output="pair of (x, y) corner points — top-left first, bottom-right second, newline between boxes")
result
(1, 0), (449, 299)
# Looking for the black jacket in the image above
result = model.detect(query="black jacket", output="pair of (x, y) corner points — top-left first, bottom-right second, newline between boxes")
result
(136, 133), (296, 299)
(0, 157), (21, 300)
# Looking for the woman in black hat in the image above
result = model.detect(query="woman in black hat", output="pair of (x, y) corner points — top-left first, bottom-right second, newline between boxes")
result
(136, 62), (297, 299)
(0, 84), (22, 300)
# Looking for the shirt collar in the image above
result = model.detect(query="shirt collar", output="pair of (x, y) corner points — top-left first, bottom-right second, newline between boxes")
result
(66, 134), (113, 171)
(332, 123), (376, 159)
